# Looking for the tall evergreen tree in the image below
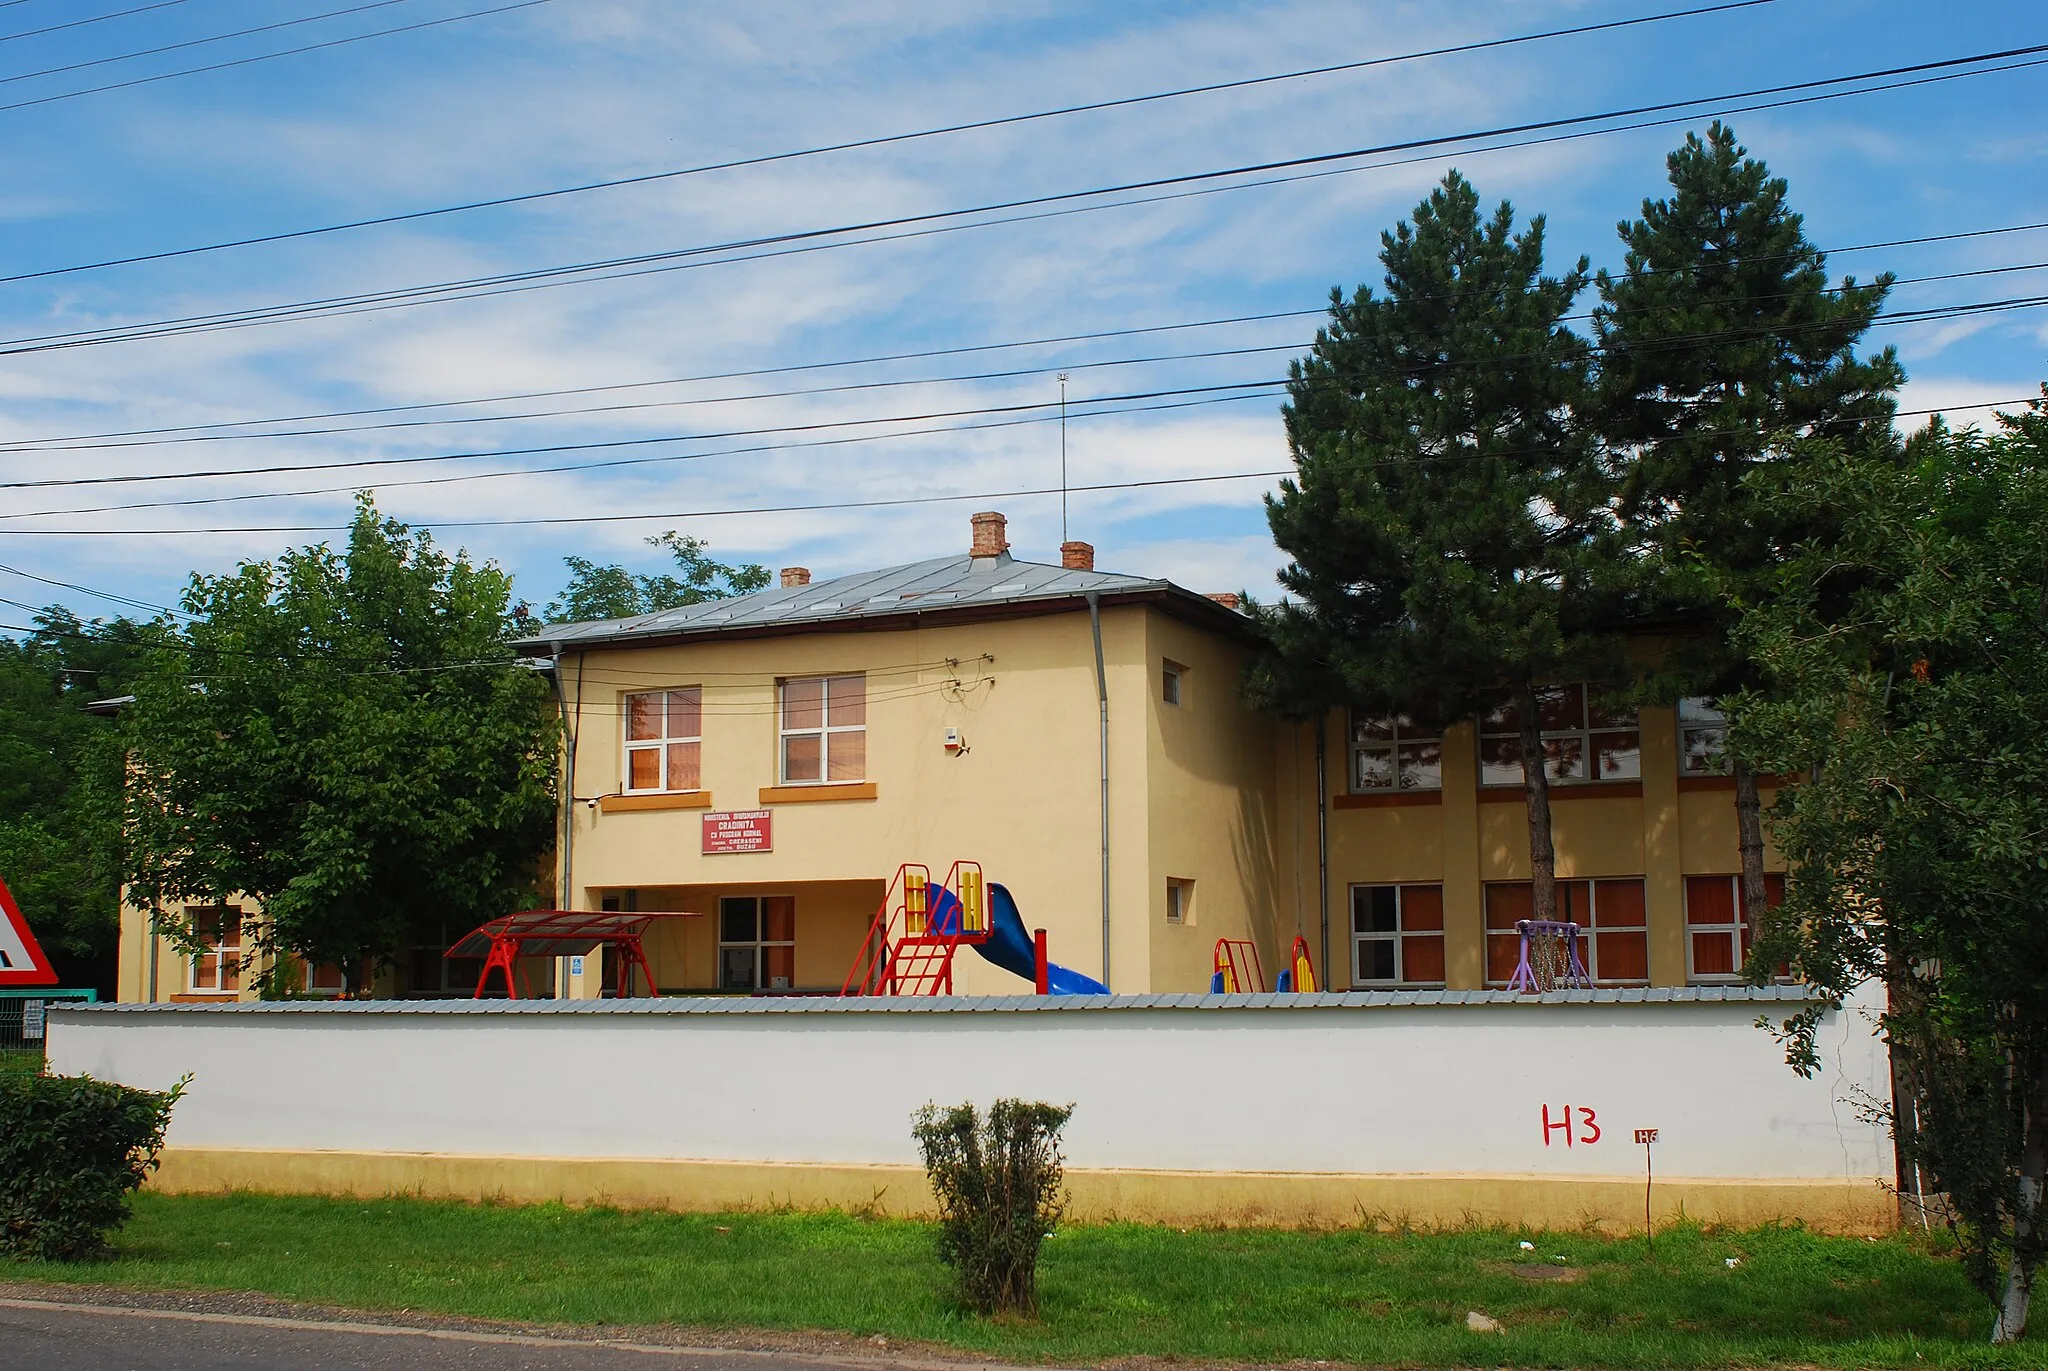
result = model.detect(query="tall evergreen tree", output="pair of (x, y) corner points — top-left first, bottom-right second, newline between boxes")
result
(1594, 122), (1903, 934)
(1256, 171), (1619, 925)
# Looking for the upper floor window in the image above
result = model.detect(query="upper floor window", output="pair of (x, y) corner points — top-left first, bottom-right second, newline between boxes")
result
(186, 905), (243, 994)
(1678, 697), (1729, 776)
(780, 674), (865, 784)
(1480, 685), (1639, 786)
(1350, 714), (1442, 792)
(624, 688), (702, 793)
(1161, 660), (1185, 706)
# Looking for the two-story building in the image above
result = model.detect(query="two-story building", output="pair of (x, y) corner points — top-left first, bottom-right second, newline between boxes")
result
(115, 509), (1785, 1001)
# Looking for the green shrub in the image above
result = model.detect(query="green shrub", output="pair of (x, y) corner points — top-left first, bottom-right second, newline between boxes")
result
(0, 1071), (184, 1261)
(911, 1098), (1072, 1316)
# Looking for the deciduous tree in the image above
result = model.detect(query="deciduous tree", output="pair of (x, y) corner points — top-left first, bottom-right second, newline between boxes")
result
(1730, 399), (2048, 1343)
(547, 532), (768, 622)
(122, 498), (558, 992)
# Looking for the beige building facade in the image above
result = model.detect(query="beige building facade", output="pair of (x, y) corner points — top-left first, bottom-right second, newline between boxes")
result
(115, 511), (1784, 1003)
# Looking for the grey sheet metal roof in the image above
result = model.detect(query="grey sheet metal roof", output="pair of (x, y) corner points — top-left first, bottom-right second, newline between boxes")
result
(52, 985), (1827, 1017)
(513, 552), (1244, 654)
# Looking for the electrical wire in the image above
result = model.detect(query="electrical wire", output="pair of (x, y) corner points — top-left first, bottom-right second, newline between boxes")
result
(0, 0), (554, 116)
(0, 560), (195, 618)
(5, 284), (2042, 515)
(0, 1), (1777, 282)
(6, 215), (2043, 454)
(8, 249), (2042, 458)
(0, 0), (413, 87)
(2, 390), (2037, 539)
(2, 43), (2039, 357)
(0, 0), (196, 47)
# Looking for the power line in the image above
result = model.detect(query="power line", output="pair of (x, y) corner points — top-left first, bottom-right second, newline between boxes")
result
(0, 0), (412, 87)
(6, 216), (2043, 455)
(0, 0), (554, 117)
(3, 43), (2040, 358)
(2, 394), (2036, 539)
(0, 1), (1776, 283)
(8, 249), (2042, 458)
(0, 561), (194, 618)
(5, 285), (2042, 513)
(0, 0), (196, 46)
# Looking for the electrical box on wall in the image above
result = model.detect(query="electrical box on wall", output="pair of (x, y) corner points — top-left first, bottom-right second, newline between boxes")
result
(943, 726), (965, 753)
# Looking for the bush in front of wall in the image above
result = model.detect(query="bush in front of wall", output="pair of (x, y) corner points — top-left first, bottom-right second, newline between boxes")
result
(0, 1071), (184, 1260)
(911, 1097), (1073, 1316)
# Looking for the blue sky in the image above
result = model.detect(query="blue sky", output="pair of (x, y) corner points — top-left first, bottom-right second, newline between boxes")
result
(0, 0), (2043, 626)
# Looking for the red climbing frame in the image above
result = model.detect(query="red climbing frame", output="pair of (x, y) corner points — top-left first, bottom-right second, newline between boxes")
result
(841, 861), (989, 996)
(446, 910), (663, 999)
(1212, 937), (1265, 993)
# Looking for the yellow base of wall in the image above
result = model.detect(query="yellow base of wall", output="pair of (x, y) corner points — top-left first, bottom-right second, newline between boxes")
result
(148, 1148), (1897, 1235)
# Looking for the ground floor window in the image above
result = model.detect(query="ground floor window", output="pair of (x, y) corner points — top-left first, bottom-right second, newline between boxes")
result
(300, 960), (346, 995)
(1686, 873), (1787, 982)
(1350, 884), (1446, 987)
(1485, 880), (1648, 987)
(719, 895), (795, 991)
(185, 905), (243, 994)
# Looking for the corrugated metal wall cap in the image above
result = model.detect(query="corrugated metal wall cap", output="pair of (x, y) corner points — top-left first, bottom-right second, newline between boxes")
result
(50, 985), (1829, 1017)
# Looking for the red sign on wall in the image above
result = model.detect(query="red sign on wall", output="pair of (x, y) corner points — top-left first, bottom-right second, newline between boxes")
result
(702, 809), (772, 854)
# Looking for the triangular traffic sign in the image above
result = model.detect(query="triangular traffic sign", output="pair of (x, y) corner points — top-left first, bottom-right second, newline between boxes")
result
(0, 874), (59, 987)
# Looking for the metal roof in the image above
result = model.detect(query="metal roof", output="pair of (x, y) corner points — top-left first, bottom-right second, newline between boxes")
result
(51, 985), (1828, 1017)
(512, 552), (1244, 654)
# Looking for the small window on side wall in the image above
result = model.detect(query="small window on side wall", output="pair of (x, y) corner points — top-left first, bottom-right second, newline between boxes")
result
(1165, 878), (1195, 926)
(1161, 660), (1185, 707)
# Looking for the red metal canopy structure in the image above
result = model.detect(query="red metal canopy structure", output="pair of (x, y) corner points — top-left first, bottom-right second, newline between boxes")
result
(447, 910), (665, 999)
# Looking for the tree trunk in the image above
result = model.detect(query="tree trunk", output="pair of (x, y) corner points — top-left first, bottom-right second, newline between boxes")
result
(1518, 683), (1559, 923)
(1993, 1053), (2048, 1343)
(1734, 755), (1769, 935)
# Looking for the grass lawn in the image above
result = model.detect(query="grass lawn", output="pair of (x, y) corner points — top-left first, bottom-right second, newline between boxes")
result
(9, 1191), (2040, 1368)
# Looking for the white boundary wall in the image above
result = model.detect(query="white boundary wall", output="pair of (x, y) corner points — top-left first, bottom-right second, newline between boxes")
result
(49, 988), (1889, 1186)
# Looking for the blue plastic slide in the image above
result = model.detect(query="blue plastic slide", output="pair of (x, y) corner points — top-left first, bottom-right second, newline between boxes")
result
(926, 881), (1109, 995)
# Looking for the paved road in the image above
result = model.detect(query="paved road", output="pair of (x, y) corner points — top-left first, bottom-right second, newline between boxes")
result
(0, 1298), (909, 1371)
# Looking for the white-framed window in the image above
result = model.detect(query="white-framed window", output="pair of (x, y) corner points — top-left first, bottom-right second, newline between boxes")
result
(1678, 696), (1729, 776)
(719, 895), (795, 991)
(1479, 685), (1640, 786)
(779, 675), (865, 784)
(1686, 873), (1787, 982)
(1161, 660), (1186, 706)
(1165, 877), (1195, 926)
(1484, 879), (1648, 987)
(623, 688), (702, 793)
(300, 959), (346, 996)
(1350, 713), (1443, 792)
(186, 905), (243, 994)
(1350, 884), (1446, 986)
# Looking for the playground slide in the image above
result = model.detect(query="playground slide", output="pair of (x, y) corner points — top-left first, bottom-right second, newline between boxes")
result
(975, 883), (1110, 995)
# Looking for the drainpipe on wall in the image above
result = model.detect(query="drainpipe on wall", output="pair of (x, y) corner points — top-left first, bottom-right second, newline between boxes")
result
(1315, 713), (1330, 988)
(1086, 592), (1111, 991)
(552, 650), (581, 913)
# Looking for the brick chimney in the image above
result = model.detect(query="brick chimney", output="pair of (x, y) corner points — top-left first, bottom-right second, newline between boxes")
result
(970, 511), (1009, 560)
(780, 567), (810, 588)
(1207, 592), (1243, 611)
(1061, 541), (1094, 571)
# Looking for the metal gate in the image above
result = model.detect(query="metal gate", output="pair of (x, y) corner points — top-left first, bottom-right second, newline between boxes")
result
(0, 988), (97, 1073)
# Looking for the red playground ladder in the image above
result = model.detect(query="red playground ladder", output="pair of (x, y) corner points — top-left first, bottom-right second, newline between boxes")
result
(841, 861), (989, 996)
(1213, 937), (1265, 993)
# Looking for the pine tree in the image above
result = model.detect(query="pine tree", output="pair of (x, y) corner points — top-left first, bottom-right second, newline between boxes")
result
(1594, 122), (1902, 938)
(1256, 171), (1620, 925)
